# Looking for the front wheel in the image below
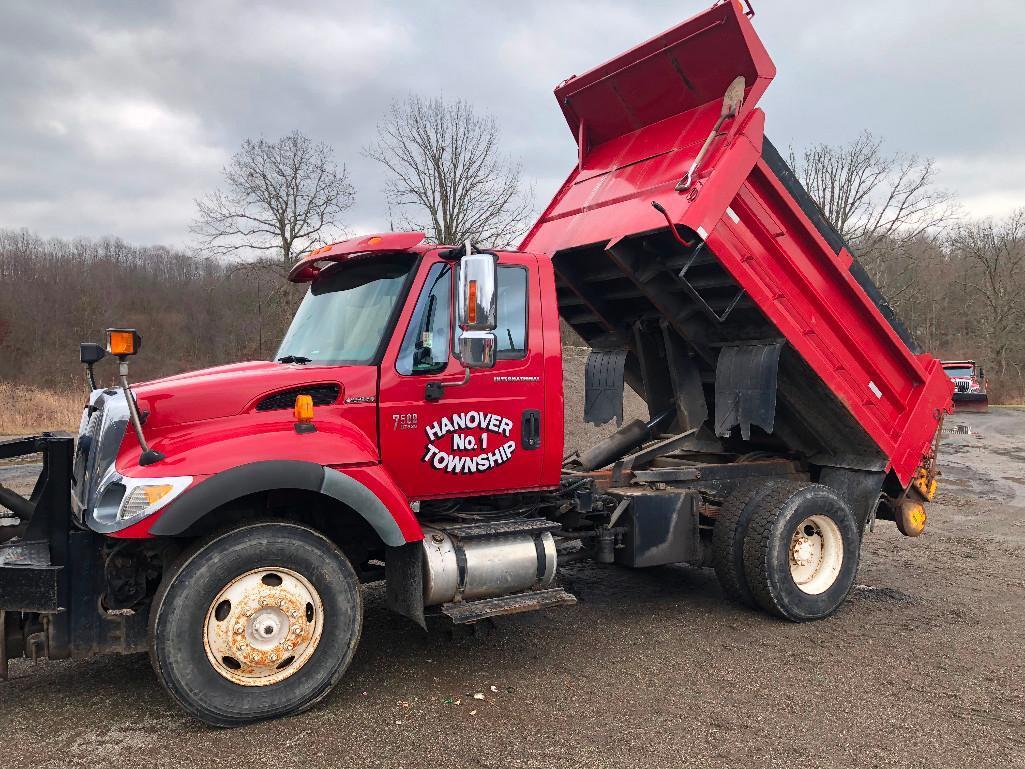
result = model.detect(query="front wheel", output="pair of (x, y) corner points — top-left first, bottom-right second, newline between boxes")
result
(742, 483), (860, 622)
(150, 521), (363, 726)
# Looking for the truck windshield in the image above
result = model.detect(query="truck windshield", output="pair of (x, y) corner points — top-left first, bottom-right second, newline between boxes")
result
(944, 367), (973, 379)
(275, 254), (417, 365)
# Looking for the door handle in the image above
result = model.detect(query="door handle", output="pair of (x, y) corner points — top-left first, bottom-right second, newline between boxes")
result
(521, 410), (541, 450)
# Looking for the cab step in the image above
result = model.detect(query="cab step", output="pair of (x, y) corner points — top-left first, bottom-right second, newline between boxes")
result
(440, 587), (577, 624)
(434, 517), (560, 540)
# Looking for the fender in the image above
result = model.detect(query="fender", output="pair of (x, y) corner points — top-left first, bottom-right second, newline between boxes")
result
(142, 460), (417, 546)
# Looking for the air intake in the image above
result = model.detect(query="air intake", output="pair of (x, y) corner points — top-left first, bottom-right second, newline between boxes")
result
(255, 384), (340, 412)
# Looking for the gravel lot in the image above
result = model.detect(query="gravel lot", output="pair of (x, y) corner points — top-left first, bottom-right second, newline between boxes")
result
(1, 407), (1023, 768)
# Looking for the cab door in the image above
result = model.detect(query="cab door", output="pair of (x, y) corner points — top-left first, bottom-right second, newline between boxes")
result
(378, 252), (547, 500)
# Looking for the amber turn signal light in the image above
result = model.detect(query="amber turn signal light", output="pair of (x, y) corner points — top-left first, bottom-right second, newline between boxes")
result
(294, 394), (314, 424)
(106, 328), (141, 357)
(467, 280), (478, 325)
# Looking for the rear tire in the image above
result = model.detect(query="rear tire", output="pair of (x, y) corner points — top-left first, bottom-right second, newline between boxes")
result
(712, 480), (798, 608)
(149, 521), (362, 726)
(742, 483), (860, 622)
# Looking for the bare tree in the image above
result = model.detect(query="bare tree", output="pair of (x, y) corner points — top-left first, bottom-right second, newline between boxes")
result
(949, 210), (1025, 375)
(193, 131), (355, 265)
(789, 131), (956, 284)
(365, 96), (532, 247)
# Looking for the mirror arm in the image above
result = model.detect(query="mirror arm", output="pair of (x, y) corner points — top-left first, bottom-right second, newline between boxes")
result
(425, 368), (470, 403)
(118, 360), (165, 466)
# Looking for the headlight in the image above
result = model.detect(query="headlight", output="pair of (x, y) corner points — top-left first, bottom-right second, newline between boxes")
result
(91, 471), (193, 528)
(116, 476), (192, 522)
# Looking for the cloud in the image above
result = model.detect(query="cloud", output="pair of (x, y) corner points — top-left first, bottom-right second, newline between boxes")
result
(0, 0), (1022, 246)
(937, 154), (1025, 220)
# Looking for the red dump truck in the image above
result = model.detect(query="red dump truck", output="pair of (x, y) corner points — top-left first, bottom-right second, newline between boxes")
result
(942, 360), (989, 412)
(0, 1), (952, 725)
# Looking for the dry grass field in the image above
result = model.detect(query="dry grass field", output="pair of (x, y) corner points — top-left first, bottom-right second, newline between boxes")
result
(0, 382), (82, 435)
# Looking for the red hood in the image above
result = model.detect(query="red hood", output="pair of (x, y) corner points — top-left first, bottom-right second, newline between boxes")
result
(132, 360), (367, 429)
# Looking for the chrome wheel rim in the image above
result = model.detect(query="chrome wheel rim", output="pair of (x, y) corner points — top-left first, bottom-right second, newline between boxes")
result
(204, 567), (324, 686)
(789, 515), (844, 595)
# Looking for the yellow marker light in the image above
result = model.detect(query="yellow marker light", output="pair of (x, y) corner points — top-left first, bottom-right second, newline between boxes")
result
(367, 236), (383, 245)
(294, 394), (315, 424)
(896, 499), (927, 537)
(467, 280), (478, 325)
(106, 328), (140, 357)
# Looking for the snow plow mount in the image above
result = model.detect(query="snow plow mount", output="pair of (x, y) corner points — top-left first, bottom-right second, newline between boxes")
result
(0, 434), (74, 678)
(0, 434), (148, 678)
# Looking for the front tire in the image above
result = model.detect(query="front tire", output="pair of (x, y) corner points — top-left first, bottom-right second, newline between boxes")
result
(742, 483), (860, 622)
(150, 521), (362, 726)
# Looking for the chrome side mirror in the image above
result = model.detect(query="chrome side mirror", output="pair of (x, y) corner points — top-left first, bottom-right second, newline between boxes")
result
(459, 331), (496, 369)
(456, 246), (497, 369)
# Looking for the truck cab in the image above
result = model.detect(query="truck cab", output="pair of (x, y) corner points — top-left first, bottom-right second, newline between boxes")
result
(941, 360), (989, 412)
(93, 235), (564, 543)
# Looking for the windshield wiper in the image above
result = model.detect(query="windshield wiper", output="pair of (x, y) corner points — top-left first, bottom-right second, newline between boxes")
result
(277, 355), (312, 364)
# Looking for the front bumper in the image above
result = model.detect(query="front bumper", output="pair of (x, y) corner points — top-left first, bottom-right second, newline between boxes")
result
(0, 434), (147, 677)
(0, 435), (72, 612)
(952, 392), (989, 411)
(0, 434), (72, 677)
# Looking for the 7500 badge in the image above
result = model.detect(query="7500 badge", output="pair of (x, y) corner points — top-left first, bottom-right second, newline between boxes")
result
(422, 411), (516, 474)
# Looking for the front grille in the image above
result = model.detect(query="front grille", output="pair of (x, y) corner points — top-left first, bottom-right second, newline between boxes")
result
(255, 384), (340, 411)
(71, 391), (129, 522)
(72, 403), (104, 521)
(73, 406), (103, 492)
(955, 381), (971, 393)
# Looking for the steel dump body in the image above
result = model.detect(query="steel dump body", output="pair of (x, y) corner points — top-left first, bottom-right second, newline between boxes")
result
(521, 1), (952, 487)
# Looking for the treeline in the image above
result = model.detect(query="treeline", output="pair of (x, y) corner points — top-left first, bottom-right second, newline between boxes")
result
(0, 228), (302, 391)
(3, 201), (1025, 402)
(868, 212), (1025, 401)
(3, 212), (1024, 401)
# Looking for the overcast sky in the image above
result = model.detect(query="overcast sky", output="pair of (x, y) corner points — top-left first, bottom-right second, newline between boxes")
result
(2, 1), (1023, 248)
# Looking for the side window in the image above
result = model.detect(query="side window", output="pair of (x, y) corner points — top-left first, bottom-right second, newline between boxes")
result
(396, 263), (452, 376)
(494, 266), (528, 360)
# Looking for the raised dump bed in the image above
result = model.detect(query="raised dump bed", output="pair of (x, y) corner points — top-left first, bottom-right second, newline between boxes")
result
(521, 0), (952, 499)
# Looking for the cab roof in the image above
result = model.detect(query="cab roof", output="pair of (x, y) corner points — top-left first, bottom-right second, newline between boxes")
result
(288, 232), (430, 283)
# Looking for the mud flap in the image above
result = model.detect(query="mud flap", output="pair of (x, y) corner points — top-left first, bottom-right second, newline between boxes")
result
(385, 542), (426, 630)
(584, 349), (628, 427)
(714, 342), (783, 439)
(817, 466), (885, 533)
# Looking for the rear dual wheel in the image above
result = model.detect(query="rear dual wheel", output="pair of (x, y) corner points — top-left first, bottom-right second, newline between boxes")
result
(713, 482), (860, 622)
(150, 521), (362, 726)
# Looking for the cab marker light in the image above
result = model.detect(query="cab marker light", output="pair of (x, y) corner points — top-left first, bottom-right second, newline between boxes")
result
(294, 394), (317, 434)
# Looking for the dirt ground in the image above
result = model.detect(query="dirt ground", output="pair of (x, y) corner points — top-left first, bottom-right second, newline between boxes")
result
(1, 404), (1024, 768)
